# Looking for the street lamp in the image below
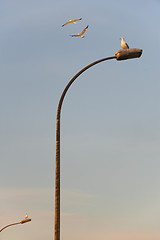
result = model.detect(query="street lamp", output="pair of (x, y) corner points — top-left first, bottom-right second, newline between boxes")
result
(54, 48), (143, 240)
(0, 217), (31, 232)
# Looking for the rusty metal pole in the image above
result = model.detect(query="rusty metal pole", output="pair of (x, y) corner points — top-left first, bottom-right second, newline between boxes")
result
(54, 49), (142, 240)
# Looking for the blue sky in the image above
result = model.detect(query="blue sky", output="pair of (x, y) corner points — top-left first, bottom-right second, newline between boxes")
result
(1, 0), (160, 240)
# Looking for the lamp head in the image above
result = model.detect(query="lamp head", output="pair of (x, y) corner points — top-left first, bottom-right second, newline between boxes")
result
(21, 218), (31, 224)
(115, 48), (143, 60)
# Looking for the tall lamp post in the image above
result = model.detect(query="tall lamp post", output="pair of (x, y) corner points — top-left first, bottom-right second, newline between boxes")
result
(0, 217), (31, 232)
(54, 48), (143, 240)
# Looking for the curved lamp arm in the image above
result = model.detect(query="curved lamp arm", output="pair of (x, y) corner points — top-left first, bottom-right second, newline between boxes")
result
(55, 49), (142, 240)
(0, 218), (31, 232)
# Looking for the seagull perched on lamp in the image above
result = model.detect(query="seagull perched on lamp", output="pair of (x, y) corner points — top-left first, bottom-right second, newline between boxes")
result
(62, 18), (82, 27)
(120, 37), (129, 49)
(70, 25), (89, 38)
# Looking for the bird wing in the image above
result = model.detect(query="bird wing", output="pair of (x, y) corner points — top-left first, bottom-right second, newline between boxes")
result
(62, 21), (71, 27)
(71, 34), (80, 37)
(125, 42), (129, 48)
(62, 18), (82, 27)
(73, 18), (82, 22)
(80, 25), (89, 35)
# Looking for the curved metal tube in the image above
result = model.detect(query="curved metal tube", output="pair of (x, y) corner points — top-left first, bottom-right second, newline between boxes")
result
(0, 218), (31, 232)
(0, 222), (20, 232)
(55, 55), (116, 240)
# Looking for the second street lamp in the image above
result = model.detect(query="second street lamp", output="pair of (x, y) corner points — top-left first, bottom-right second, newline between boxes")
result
(0, 217), (31, 232)
(54, 48), (143, 240)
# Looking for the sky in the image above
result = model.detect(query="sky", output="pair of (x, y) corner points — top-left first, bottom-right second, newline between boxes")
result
(0, 0), (160, 239)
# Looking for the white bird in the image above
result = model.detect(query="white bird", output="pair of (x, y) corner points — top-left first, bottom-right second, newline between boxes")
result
(70, 25), (89, 38)
(62, 18), (82, 27)
(25, 214), (28, 219)
(120, 37), (129, 49)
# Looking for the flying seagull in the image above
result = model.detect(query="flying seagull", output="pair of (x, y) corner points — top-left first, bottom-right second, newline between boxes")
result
(62, 18), (82, 27)
(120, 37), (129, 49)
(70, 25), (89, 38)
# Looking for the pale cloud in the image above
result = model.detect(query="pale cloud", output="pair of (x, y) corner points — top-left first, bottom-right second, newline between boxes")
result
(0, 187), (52, 199)
(0, 187), (53, 221)
(0, 187), (94, 201)
(62, 188), (95, 201)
